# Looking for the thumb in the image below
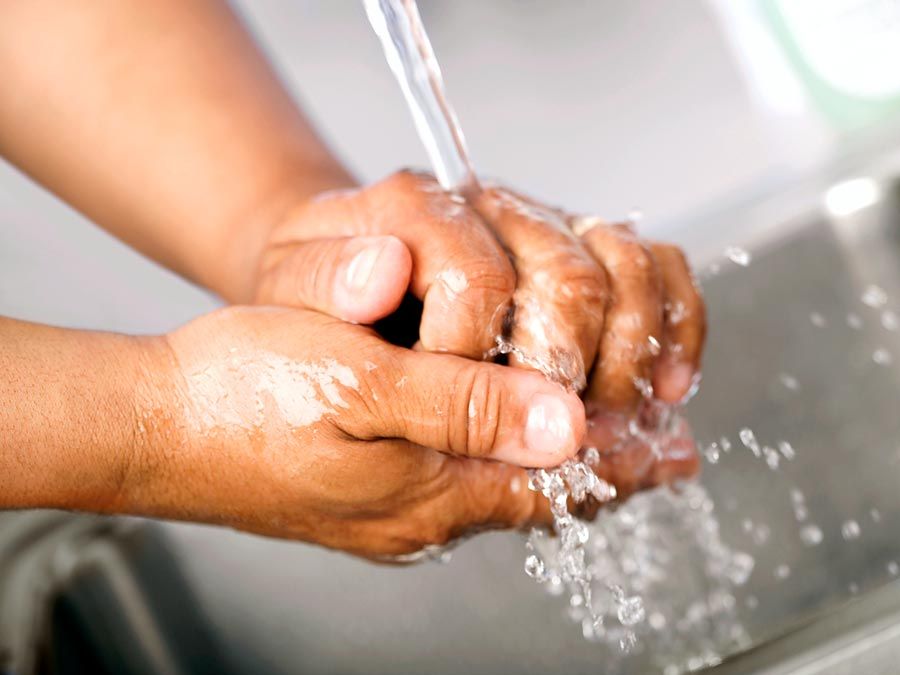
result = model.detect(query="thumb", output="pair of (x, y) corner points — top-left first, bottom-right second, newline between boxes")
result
(368, 347), (586, 468)
(256, 235), (412, 324)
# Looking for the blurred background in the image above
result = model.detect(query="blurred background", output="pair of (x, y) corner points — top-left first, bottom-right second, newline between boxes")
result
(4, 1), (900, 673)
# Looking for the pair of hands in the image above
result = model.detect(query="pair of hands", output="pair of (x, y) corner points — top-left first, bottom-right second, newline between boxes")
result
(137, 171), (704, 559)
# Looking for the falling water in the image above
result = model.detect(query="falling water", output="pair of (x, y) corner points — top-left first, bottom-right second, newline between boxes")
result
(362, 0), (478, 196)
(364, 0), (758, 665)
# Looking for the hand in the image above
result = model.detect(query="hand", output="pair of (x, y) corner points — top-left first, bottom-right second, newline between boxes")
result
(132, 306), (588, 559)
(251, 171), (705, 413)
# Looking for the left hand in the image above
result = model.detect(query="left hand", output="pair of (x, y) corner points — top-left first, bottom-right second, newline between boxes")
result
(250, 171), (706, 413)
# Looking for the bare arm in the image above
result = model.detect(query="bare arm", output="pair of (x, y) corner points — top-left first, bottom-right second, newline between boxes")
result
(0, 0), (354, 302)
(0, 317), (165, 512)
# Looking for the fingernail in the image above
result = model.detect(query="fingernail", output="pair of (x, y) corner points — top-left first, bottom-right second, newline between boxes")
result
(525, 393), (574, 455)
(345, 241), (384, 292)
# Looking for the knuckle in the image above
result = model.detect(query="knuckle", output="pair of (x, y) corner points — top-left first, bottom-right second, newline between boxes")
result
(385, 168), (438, 194)
(301, 244), (335, 302)
(454, 255), (516, 302)
(552, 259), (608, 305)
(455, 364), (503, 459)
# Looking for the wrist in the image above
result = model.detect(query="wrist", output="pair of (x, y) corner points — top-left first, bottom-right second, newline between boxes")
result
(0, 324), (172, 514)
(215, 165), (358, 305)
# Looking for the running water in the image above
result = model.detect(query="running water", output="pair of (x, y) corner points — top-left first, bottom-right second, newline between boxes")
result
(364, 0), (755, 666)
(362, 0), (478, 196)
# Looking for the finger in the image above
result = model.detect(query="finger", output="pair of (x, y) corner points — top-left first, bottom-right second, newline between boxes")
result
(255, 235), (412, 324)
(473, 186), (607, 392)
(582, 407), (700, 499)
(648, 243), (706, 403)
(367, 171), (516, 358)
(270, 171), (516, 359)
(579, 223), (664, 410)
(449, 460), (553, 530)
(359, 346), (586, 468)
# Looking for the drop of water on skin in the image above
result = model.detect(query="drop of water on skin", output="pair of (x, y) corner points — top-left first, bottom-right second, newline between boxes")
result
(862, 284), (888, 308)
(882, 310), (899, 331)
(632, 376), (654, 399)
(810, 312), (826, 327)
(841, 520), (861, 540)
(846, 312), (864, 329)
(725, 246), (752, 267)
(873, 348), (893, 366)
(778, 373), (800, 391)
(800, 524), (823, 546)
(774, 564), (791, 580)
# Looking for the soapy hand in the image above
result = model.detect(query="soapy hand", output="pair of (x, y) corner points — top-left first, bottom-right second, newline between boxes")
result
(252, 170), (705, 411)
(136, 306), (585, 558)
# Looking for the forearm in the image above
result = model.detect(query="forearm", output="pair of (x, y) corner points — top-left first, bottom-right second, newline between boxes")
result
(0, 317), (169, 513)
(0, 0), (355, 302)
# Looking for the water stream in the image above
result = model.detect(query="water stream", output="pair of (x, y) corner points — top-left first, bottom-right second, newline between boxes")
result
(362, 2), (777, 671)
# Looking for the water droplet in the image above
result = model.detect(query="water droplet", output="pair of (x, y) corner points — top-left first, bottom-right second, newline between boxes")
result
(778, 440), (797, 461)
(862, 284), (888, 308)
(739, 428), (761, 457)
(887, 561), (899, 576)
(774, 564), (791, 580)
(545, 574), (565, 596)
(842, 520), (861, 540)
(618, 631), (637, 652)
(703, 442), (721, 464)
(752, 524), (771, 546)
(727, 552), (755, 585)
(524, 554), (545, 580)
(849, 582), (859, 594)
(882, 310), (899, 331)
(617, 596), (646, 626)
(873, 348), (893, 366)
(763, 446), (781, 470)
(632, 376), (654, 399)
(800, 524), (823, 546)
(847, 312), (864, 329)
(870, 508), (882, 523)
(810, 312), (826, 327)
(725, 246), (752, 267)
(778, 373), (800, 391)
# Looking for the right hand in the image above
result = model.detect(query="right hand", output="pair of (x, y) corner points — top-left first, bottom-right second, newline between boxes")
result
(128, 306), (587, 559)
